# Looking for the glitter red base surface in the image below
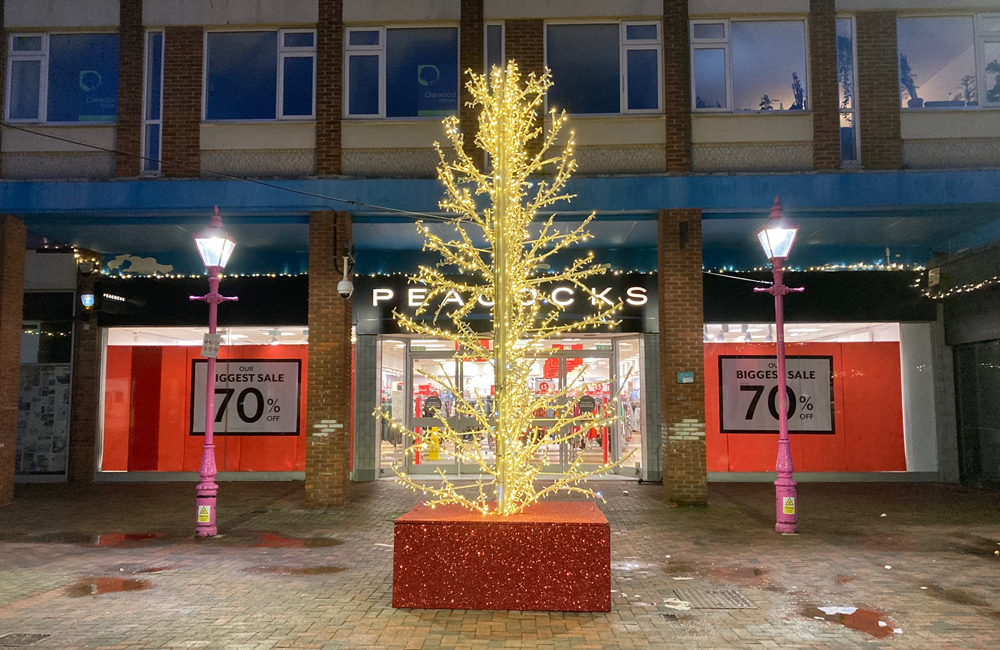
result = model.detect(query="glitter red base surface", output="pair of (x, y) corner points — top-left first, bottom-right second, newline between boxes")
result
(392, 502), (610, 612)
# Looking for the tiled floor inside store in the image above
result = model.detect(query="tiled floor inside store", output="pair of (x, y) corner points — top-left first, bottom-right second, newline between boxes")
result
(0, 479), (998, 649)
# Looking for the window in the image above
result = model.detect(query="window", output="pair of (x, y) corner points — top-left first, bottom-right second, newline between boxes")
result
(205, 29), (315, 121)
(485, 23), (504, 75)
(897, 14), (1000, 109)
(5, 33), (119, 123)
(545, 22), (661, 114)
(691, 20), (808, 112)
(837, 17), (859, 164)
(142, 31), (164, 175)
(345, 27), (459, 119)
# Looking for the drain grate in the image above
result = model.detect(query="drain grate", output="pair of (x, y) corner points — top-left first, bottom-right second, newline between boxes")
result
(671, 588), (756, 609)
(0, 634), (51, 647)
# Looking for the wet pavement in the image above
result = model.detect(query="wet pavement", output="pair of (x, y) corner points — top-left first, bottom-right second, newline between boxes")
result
(0, 480), (998, 649)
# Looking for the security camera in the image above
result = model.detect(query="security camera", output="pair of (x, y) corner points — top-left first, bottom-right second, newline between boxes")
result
(338, 278), (354, 299)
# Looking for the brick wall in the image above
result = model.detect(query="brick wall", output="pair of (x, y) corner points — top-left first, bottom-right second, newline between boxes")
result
(316, 0), (344, 176)
(161, 27), (203, 177)
(856, 12), (902, 170)
(810, 0), (840, 171)
(505, 20), (544, 158)
(663, 0), (692, 172)
(0, 216), (25, 507)
(306, 211), (353, 505)
(460, 0), (484, 161)
(114, 0), (144, 177)
(68, 270), (101, 483)
(658, 209), (707, 506)
(0, 0), (7, 178)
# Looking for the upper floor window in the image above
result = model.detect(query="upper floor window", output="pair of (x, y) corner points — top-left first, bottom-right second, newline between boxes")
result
(142, 31), (164, 175)
(690, 19), (808, 112)
(545, 22), (662, 115)
(205, 29), (316, 121)
(486, 23), (504, 75)
(6, 33), (119, 124)
(345, 27), (459, 119)
(838, 17), (859, 165)
(898, 14), (1000, 109)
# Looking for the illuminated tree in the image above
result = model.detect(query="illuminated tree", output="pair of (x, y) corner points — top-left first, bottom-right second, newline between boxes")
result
(375, 62), (633, 516)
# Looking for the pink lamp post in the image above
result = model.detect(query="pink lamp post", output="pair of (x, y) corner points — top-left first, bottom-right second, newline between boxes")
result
(753, 196), (803, 534)
(189, 206), (238, 537)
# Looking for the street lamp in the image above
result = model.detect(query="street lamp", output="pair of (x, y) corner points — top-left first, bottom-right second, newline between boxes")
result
(190, 206), (238, 537)
(753, 196), (803, 534)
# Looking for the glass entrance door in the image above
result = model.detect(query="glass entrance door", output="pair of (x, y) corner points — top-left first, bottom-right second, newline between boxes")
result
(406, 356), (461, 475)
(561, 351), (614, 472)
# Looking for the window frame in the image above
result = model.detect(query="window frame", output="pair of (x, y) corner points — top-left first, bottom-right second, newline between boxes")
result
(5, 31), (121, 125)
(484, 22), (505, 75)
(344, 24), (461, 121)
(689, 17), (811, 114)
(202, 28), (317, 123)
(542, 19), (664, 117)
(977, 13), (1000, 109)
(141, 30), (164, 176)
(837, 15), (861, 167)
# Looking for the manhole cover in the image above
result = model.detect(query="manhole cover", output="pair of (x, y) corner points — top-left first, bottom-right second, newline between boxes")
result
(671, 589), (756, 609)
(0, 634), (51, 647)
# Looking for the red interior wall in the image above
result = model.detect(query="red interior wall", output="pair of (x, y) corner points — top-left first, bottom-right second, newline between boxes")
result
(704, 342), (906, 473)
(101, 344), (308, 472)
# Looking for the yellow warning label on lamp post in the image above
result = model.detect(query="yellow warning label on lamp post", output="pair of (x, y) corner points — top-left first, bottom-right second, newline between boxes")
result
(782, 497), (795, 515)
(198, 505), (211, 523)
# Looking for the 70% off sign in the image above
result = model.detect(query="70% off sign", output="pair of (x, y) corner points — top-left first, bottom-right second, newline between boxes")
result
(190, 360), (302, 436)
(719, 356), (834, 434)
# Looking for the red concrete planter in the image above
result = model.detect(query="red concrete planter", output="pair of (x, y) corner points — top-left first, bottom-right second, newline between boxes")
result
(392, 502), (610, 611)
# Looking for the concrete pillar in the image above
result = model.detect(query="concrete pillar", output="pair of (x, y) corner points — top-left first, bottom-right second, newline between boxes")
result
(642, 332), (662, 482)
(305, 211), (353, 505)
(658, 209), (707, 505)
(353, 333), (378, 481)
(0, 216), (26, 507)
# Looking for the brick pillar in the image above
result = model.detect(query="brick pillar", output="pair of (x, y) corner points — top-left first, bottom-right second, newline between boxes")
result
(68, 271), (101, 483)
(810, 0), (839, 171)
(505, 20), (544, 158)
(663, 0), (692, 172)
(460, 0), (484, 161)
(316, 0), (344, 176)
(161, 26), (202, 177)
(114, 0), (144, 177)
(856, 12), (902, 170)
(306, 211), (353, 505)
(658, 209), (707, 506)
(0, 216), (25, 507)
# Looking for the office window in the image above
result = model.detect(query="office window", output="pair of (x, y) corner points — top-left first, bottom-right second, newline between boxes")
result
(837, 17), (859, 164)
(205, 29), (315, 121)
(486, 23), (504, 75)
(142, 31), (164, 175)
(545, 22), (661, 115)
(6, 33), (119, 123)
(691, 20), (808, 112)
(345, 27), (459, 119)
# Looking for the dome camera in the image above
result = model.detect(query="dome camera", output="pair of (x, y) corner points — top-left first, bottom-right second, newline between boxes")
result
(337, 278), (354, 299)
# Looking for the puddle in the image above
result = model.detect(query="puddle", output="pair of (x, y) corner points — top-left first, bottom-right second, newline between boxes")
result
(10, 532), (165, 547)
(246, 566), (347, 576)
(66, 577), (153, 598)
(922, 585), (993, 608)
(96, 533), (162, 547)
(802, 606), (895, 639)
(248, 533), (343, 548)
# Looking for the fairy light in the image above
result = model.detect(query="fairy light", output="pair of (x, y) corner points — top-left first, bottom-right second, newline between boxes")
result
(373, 63), (634, 517)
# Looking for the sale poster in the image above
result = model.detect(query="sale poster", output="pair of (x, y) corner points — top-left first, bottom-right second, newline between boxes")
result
(190, 360), (301, 436)
(718, 355), (834, 434)
(15, 365), (72, 475)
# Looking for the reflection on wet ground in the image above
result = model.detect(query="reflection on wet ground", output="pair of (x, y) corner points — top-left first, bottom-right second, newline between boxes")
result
(65, 577), (153, 598)
(0, 531), (343, 548)
(802, 606), (896, 639)
(245, 566), (348, 576)
(242, 533), (344, 548)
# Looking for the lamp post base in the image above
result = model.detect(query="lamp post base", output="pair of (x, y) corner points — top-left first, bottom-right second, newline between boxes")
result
(774, 478), (798, 535)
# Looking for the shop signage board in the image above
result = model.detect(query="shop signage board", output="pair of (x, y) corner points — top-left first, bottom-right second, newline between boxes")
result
(718, 355), (834, 434)
(190, 360), (301, 436)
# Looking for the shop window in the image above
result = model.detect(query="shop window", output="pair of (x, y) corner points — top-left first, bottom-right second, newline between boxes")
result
(690, 19), (808, 112)
(5, 33), (119, 123)
(142, 31), (164, 175)
(485, 23), (504, 74)
(205, 30), (316, 121)
(837, 17), (859, 165)
(345, 27), (459, 118)
(545, 22), (662, 115)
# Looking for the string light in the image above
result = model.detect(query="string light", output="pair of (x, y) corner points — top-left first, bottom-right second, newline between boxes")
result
(373, 63), (634, 517)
